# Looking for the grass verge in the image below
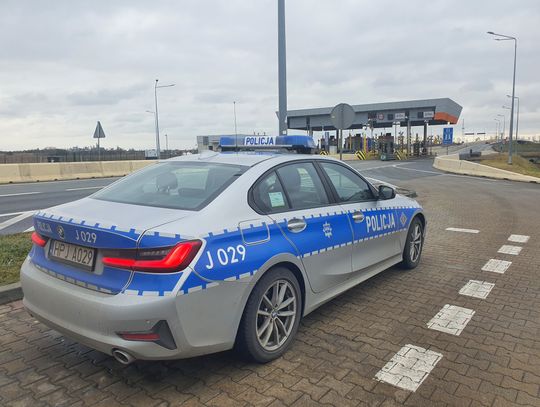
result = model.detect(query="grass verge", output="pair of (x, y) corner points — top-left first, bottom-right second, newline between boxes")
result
(0, 232), (32, 286)
(479, 153), (540, 178)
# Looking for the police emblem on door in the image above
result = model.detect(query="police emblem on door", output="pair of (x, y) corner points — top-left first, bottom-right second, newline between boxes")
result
(323, 222), (332, 238)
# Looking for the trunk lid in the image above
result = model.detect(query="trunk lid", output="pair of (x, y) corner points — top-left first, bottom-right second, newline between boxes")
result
(30, 198), (193, 294)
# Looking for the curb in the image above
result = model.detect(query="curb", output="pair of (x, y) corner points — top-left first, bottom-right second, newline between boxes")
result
(0, 282), (22, 305)
(433, 155), (540, 183)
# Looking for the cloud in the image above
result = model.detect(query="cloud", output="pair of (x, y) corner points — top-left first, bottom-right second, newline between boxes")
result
(0, 0), (539, 150)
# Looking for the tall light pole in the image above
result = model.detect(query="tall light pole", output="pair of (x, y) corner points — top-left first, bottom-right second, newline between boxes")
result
(277, 0), (288, 136)
(507, 94), (520, 142)
(497, 113), (505, 143)
(154, 79), (175, 159)
(488, 31), (517, 164)
(494, 118), (500, 146)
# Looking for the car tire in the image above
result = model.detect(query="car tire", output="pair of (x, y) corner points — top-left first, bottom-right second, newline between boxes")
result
(400, 217), (424, 269)
(236, 267), (302, 363)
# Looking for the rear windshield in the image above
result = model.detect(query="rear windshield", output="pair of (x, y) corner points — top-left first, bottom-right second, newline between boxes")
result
(93, 161), (247, 210)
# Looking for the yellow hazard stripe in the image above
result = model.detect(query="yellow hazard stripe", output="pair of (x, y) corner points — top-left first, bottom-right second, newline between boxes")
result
(355, 150), (366, 160)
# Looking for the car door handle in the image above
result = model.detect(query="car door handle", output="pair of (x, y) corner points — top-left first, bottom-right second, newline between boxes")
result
(287, 218), (306, 233)
(352, 211), (365, 223)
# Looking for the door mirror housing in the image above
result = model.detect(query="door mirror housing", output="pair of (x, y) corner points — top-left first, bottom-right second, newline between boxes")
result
(378, 185), (396, 200)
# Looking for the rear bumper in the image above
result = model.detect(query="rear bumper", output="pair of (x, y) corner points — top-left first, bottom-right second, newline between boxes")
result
(21, 258), (248, 360)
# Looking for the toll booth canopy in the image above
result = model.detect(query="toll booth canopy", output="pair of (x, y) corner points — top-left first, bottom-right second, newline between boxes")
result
(285, 98), (462, 131)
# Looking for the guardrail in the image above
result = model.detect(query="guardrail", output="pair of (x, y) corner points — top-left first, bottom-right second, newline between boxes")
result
(0, 160), (155, 184)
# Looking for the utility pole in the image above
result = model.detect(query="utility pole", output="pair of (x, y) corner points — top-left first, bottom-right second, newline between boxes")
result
(154, 79), (175, 159)
(277, 0), (288, 136)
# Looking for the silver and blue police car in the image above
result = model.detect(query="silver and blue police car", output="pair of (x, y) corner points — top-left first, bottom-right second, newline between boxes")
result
(21, 152), (425, 364)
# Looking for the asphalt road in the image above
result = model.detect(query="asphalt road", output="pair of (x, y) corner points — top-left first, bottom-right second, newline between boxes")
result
(0, 178), (120, 235)
(0, 142), (501, 235)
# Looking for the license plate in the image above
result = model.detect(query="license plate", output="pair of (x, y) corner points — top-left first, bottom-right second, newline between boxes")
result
(48, 240), (96, 271)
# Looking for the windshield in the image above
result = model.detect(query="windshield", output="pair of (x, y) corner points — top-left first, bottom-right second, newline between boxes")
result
(93, 161), (247, 210)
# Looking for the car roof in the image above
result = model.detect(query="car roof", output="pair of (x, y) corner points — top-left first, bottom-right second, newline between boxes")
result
(165, 152), (340, 167)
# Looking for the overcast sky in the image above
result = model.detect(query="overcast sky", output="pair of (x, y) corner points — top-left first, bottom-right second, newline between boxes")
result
(0, 0), (539, 150)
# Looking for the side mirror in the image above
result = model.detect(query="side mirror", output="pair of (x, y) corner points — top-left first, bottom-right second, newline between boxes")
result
(378, 185), (396, 200)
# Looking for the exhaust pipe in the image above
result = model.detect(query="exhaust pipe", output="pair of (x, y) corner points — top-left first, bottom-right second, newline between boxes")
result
(112, 349), (136, 365)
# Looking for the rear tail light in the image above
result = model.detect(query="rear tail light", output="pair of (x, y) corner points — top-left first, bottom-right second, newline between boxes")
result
(31, 232), (47, 247)
(118, 332), (160, 341)
(102, 240), (202, 273)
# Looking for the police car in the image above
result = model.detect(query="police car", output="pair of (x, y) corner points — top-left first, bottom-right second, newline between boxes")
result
(21, 152), (425, 364)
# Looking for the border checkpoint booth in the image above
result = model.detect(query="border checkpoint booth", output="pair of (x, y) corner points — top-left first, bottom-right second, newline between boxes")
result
(285, 98), (462, 160)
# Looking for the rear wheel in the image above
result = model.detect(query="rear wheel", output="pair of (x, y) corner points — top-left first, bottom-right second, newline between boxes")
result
(401, 218), (424, 269)
(236, 267), (302, 363)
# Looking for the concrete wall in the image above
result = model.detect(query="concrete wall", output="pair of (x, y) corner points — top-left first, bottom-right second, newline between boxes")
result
(0, 160), (155, 184)
(433, 154), (540, 183)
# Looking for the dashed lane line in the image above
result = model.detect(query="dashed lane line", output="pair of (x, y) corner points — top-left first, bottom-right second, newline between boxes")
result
(0, 191), (41, 198)
(426, 304), (475, 336)
(65, 186), (104, 191)
(497, 245), (522, 256)
(445, 227), (480, 234)
(508, 234), (530, 243)
(0, 211), (34, 231)
(482, 259), (512, 274)
(459, 280), (495, 299)
(375, 344), (443, 392)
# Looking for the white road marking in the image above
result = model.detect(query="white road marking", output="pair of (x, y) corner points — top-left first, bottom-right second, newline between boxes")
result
(427, 304), (475, 336)
(0, 191), (41, 198)
(375, 344), (443, 392)
(65, 186), (104, 191)
(392, 165), (442, 175)
(0, 211), (24, 217)
(0, 211), (34, 231)
(497, 245), (522, 256)
(508, 234), (530, 243)
(459, 280), (495, 299)
(445, 227), (480, 234)
(25, 226), (35, 232)
(482, 259), (512, 274)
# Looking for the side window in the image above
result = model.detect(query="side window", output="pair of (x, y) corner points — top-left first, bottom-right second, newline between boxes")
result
(252, 172), (289, 213)
(320, 162), (375, 202)
(276, 162), (329, 210)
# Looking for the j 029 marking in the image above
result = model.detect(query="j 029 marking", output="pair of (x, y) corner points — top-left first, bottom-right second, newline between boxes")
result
(205, 245), (246, 269)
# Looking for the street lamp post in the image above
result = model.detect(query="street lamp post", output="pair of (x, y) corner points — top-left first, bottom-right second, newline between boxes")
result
(497, 114), (505, 143)
(494, 118), (500, 146)
(488, 31), (517, 164)
(507, 94), (520, 142)
(277, 0), (288, 136)
(154, 79), (175, 159)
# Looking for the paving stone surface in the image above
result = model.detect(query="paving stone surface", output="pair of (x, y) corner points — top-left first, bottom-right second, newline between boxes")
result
(1, 168), (540, 406)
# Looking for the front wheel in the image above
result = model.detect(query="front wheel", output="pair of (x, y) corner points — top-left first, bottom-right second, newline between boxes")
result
(236, 267), (302, 363)
(401, 218), (424, 269)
